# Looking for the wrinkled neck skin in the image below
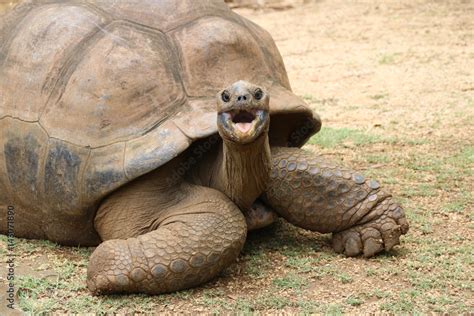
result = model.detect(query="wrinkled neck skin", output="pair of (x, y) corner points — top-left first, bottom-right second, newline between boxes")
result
(189, 133), (271, 211)
(217, 134), (271, 210)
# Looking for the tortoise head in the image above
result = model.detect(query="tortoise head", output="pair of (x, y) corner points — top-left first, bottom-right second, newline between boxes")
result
(216, 80), (270, 144)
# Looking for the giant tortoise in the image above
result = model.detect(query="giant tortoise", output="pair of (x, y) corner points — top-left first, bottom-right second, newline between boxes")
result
(0, 0), (409, 294)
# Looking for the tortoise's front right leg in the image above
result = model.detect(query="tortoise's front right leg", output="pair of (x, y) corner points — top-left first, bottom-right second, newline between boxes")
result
(87, 184), (246, 295)
(264, 147), (409, 257)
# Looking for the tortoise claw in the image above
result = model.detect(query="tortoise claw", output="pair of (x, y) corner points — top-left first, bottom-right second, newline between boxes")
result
(331, 199), (409, 257)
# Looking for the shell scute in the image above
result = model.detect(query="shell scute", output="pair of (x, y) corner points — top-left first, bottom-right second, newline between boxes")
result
(44, 138), (90, 216)
(83, 143), (127, 205)
(1, 118), (48, 204)
(0, 4), (106, 121)
(124, 120), (191, 181)
(171, 16), (274, 97)
(40, 22), (186, 148)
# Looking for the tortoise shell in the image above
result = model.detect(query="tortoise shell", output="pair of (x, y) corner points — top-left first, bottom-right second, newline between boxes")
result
(0, 0), (320, 244)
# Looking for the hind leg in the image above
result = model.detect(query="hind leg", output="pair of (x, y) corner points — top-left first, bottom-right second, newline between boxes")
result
(87, 179), (246, 295)
(265, 147), (409, 257)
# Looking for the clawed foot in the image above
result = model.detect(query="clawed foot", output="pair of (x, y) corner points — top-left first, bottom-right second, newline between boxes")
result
(331, 197), (409, 257)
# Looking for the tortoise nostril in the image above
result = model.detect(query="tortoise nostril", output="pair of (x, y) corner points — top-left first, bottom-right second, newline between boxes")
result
(237, 95), (248, 102)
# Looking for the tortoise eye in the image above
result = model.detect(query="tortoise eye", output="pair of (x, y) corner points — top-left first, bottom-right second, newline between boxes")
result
(254, 88), (263, 100)
(221, 90), (230, 102)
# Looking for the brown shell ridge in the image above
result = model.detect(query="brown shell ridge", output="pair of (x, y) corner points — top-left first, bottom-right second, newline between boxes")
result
(80, 1), (115, 21)
(171, 120), (200, 142)
(0, 118), (118, 156)
(0, 116), (123, 153)
(138, 106), (185, 139)
(0, 116), (195, 152)
(0, 114), (38, 123)
(164, 12), (240, 34)
(0, 116), (53, 142)
(38, 105), (186, 151)
(161, 4), (235, 33)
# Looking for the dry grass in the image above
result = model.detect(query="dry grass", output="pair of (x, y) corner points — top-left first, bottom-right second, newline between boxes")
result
(1, 0), (473, 314)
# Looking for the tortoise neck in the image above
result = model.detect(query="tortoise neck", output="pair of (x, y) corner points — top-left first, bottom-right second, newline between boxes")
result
(213, 133), (271, 210)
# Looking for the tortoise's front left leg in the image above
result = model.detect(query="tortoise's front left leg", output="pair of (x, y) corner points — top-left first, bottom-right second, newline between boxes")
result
(264, 147), (409, 257)
(87, 182), (246, 295)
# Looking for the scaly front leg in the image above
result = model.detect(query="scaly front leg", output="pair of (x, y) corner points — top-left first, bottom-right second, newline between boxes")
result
(87, 183), (246, 294)
(264, 147), (409, 257)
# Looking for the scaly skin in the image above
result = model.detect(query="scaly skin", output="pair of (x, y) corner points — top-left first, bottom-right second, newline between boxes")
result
(87, 184), (246, 295)
(264, 147), (409, 257)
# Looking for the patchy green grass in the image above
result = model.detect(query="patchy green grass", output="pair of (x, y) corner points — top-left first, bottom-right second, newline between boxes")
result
(16, 276), (56, 313)
(272, 273), (307, 290)
(380, 291), (416, 313)
(308, 127), (397, 148)
(346, 295), (363, 306)
(323, 303), (344, 315)
(441, 191), (472, 213)
(366, 153), (391, 164)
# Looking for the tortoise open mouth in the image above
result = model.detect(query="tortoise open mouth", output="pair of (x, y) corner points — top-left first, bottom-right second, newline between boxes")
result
(231, 110), (256, 123)
(218, 108), (269, 143)
(230, 110), (257, 134)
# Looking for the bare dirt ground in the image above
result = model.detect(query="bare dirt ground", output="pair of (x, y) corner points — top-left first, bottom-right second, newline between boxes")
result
(1, 0), (473, 314)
